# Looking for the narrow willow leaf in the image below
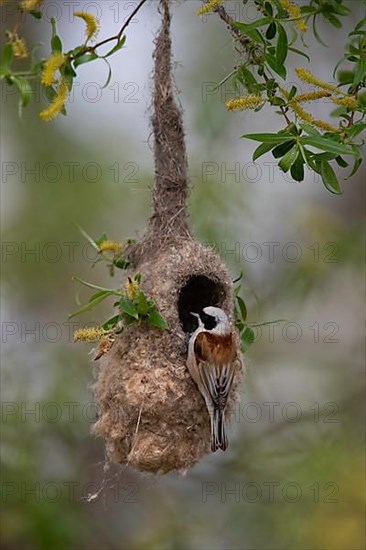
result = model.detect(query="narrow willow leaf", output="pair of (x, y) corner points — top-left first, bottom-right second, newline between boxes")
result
(265, 53), (286, 79)
(276, 24), (288, 65)
(301, 136), (355, 156)
(73, 52), (99, 68)
(69, 291), (114, 319)
(51, 34), (62, 53)
(78, 227), (99, 250)
(320, 160), (343, 194)
(120, 296), (139, 319)
(243, 133), (293, 143)
(103, 35), (127, 58)
(241, 327), (255, 352)
(147, 310), (169, 330)
(272, 140), (295, 159)
(72, 275), (121, 294)
(278, 145), (299, 172)
(253, 142), (278, 161)
(102, 314), (121, 330)
(290, 154), (305, 182)
(236, 296), (247, 322)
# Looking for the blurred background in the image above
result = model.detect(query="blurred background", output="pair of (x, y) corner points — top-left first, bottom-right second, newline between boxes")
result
(1, 1), (365, 549)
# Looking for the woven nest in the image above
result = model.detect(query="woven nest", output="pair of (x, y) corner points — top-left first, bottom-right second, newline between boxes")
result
(91, 0), (244, 474)
(93, 240), (242, 474)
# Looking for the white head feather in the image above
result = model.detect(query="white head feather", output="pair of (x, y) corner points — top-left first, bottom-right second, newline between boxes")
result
(202, 306), (230, 335)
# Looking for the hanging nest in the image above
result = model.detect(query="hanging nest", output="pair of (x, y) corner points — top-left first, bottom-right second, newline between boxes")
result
(92, 0), (243, 475)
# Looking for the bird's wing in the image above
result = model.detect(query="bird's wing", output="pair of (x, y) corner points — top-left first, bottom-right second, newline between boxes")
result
(194, 332), (236, 409)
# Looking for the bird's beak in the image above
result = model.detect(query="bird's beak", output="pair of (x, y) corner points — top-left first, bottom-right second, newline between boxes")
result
(190, 312), (200, 319)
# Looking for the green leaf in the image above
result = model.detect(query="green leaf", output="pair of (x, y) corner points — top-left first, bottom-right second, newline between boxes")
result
(347, 121), (366, 140)
(347, 156), (362, 179)
(1, 43), (13, 70)
(69, 290), (114, 319)
(290, 154), (305, 182)
(301, 136), (355, 156)
(119, 296), (139, 319)
(113, 257), (130, 270)
(232, 22), (265, 44)
(78, 226), (99, 250)
(136, 291), (149, 317)
(30, 9), (42, 19)
(236, 296), (247, 322)
(354, 58), (366, 86)
(300, 123), (321, 137)
(95, 232), (108, 247)
(236, 66), (259, 94)
(288, 86), (297, 101)
(242, 133), (294, 144)
(266, 22), (277, 40)
(233, 271), (244, 284)
(265, 53), (286, 79)
(241, 327), (255, 352)
(12, 76), (32, 109)
(253, 142), (278, 161)
(276, 24), (288, 66)
(335, 156), (349, 168)
(103, 35), (127, 58)
(272, 140), (295, 158)
(101, 58), (112, 89)
(51, 34), (62, 53)
(320, 160), (343, 194)
(73, 52), (99, 68)
(278, 145), (299, 172)
(270, 96), (286, 106)
(72, 275), (120, 294)
(288, 47), (311, 62)
(102, 314), (121, 331)
(264, 2), (273, 17)
(233, 17), (271, 33)
(147, 310), (169, 330)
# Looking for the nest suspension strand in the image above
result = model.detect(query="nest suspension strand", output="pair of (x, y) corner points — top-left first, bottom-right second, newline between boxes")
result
(92, 0), (243, 475)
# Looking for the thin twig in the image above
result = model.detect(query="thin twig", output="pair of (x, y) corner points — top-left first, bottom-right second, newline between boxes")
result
(91, 0), (150, 51)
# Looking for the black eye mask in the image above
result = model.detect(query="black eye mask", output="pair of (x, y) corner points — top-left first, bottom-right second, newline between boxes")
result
(201, 312), (217, 330)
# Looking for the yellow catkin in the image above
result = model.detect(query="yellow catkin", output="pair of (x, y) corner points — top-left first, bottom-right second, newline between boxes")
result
(331, 96), (359, 109)
(74, 11), (100, 42)
(9, 33), (28, 58)
(41, 52), (65, 86)
(313, 119), (339, 132)
(226, 95), (264, 111)
(196, 0), (222, 16)
(98, 240), (123, 254)
(39, 79), (69, 121)
(124, 278), (140, 301)
(20, 0), (43, 10)
(74, 327), (105, 343)
(295, 67), (347, 96)
(295, 91), (331, 102)
(279, 0), (307, 32)
(289, 100), (314, 123)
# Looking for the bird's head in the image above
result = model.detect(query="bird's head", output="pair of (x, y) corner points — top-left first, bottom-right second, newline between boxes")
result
(202, 306), (230, 334)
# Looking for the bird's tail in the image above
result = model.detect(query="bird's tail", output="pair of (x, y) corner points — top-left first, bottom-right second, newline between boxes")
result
(210, 408), (228, 452)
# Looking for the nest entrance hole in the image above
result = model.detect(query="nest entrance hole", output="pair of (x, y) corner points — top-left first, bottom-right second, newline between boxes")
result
(178, 275), (226, 333)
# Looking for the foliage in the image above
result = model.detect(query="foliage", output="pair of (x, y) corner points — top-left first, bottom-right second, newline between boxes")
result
(233, 271), (286, 353)
(0, 0), (364, 190)
(203, 0), (366, 193)
(70, 231), (168, 354)
(0, 0), (132, 119)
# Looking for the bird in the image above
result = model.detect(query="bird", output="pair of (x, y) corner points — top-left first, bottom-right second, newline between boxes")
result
(187, 306), (239, 452)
